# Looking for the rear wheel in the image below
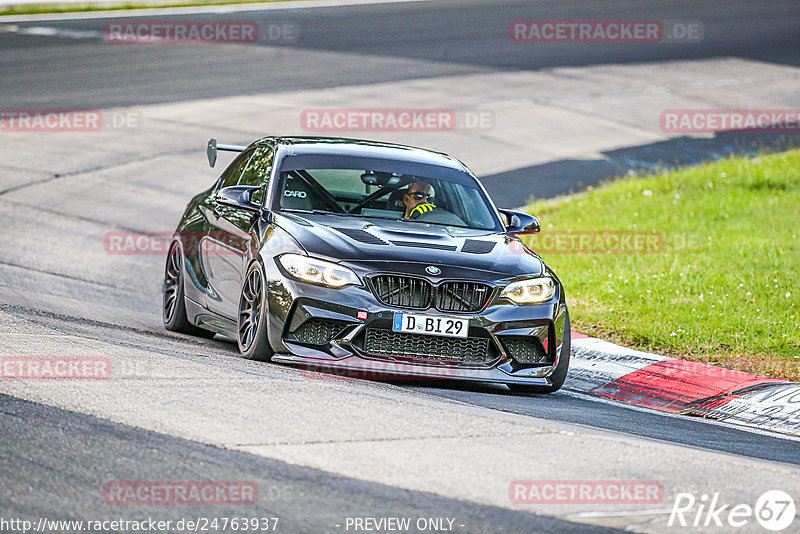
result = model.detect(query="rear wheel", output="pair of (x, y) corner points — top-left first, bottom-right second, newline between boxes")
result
(508, 309), (571, 395)
(237, 262), (274, 361)
(163, 241), (215, 338)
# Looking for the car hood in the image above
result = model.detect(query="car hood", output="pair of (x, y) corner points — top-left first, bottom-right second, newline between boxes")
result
(273, 212), (544, 279)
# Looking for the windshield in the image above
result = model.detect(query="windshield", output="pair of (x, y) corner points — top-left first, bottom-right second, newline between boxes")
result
(273, 155), (503, 231)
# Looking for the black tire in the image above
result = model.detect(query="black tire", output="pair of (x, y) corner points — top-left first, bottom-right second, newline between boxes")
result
(508, 309), (571, 395)
(237, 262), (274, 361)
(163, 241), (216, 338)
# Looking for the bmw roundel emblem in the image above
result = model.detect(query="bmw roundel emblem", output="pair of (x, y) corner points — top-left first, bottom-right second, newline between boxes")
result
(426, 266), (441, 275)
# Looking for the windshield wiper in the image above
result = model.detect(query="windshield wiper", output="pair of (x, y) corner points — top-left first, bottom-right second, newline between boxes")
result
(280, 209), (353, 216)
(311, 209), (351, 216)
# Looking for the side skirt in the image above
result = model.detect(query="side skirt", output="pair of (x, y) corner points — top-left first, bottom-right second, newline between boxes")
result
(185, 296), (237, 338)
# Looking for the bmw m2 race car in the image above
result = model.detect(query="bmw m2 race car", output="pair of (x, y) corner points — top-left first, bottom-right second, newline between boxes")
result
(163, 137), (570, 393)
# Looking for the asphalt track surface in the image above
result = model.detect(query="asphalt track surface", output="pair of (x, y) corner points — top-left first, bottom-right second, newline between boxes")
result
(1, 1), (800, 532)
(3, 0), (800, 207)
(1, 393), (617, 534)
(1, 0), (800, 108)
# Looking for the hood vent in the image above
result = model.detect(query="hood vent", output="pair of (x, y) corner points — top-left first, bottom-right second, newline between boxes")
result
(389, 240), (457, 251)
(332, 227), (389, 245)
(461, 239), (496, 254)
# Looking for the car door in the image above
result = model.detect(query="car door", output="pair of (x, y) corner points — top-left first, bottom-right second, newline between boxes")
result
(195, 147), (254, 315)
(204, 144), (275, 319)
(180, 147), (252, 312)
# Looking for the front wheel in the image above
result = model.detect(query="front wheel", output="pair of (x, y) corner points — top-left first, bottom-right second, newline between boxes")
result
(163, 241), (215, 338)
(237, 262), (274, 361)
(508, 309), (571, 395)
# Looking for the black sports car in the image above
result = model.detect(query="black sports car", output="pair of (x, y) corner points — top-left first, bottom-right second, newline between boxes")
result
(163, 137), (570, 393)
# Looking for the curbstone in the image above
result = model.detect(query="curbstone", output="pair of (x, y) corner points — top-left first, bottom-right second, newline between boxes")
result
(568, 335), (799, 436)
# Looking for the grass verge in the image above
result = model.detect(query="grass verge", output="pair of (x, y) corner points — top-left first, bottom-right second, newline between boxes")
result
(523, 149), (800, 381)
(0, 0), (302, 16)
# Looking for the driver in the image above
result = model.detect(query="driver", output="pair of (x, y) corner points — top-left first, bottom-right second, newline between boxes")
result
(403, 181), (436, 219)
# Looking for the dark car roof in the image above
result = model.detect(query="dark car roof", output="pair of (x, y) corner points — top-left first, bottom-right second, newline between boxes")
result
(253, 136), (471, 173)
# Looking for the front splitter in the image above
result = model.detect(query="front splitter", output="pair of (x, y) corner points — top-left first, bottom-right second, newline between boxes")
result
(271, 352), (554, 386)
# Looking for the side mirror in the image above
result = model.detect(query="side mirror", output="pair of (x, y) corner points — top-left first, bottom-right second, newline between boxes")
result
(216, 186), (262, 212)
(499, 209), (540, 235)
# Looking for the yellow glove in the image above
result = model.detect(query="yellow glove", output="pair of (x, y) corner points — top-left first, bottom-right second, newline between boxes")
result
(409, 203), (436, 218)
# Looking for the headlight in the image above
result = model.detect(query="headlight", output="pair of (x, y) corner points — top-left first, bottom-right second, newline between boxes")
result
(278, 254), (361, 288)
(501, 277), (555, 304)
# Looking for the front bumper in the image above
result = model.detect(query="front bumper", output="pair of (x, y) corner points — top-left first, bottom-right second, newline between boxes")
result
(265, 276), (567, 386)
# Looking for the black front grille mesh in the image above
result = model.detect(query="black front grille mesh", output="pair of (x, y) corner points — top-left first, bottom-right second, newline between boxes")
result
(288, 319), (350, 345)
(371, 275), (431, 309)
(436, 281), (492, 312)
(363, 329), (492, 365)
(370, 275), (492, 312)
(500, 336), (552, 364)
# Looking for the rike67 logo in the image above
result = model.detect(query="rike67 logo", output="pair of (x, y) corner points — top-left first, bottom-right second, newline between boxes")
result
(669, 490), (796, 531)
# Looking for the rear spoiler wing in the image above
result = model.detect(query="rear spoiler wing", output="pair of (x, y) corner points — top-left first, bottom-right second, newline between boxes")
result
(207, 138), (246, 167)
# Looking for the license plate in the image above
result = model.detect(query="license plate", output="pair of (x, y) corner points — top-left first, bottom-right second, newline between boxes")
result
(392, 312), (468, 338)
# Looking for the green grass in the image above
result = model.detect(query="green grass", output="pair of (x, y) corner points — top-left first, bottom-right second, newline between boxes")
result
(523, 150), (800, 380)
(0, 0), (302, 16)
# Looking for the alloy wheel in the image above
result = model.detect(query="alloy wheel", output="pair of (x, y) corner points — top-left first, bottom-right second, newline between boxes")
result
(163, 244), (182, 322)
(238, 268), (263, 351)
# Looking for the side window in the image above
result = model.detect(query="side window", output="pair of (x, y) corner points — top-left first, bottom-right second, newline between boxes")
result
(239, 146), (274, 187)
(216, 149), (254, 191)
(278, 172), (314, 211)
